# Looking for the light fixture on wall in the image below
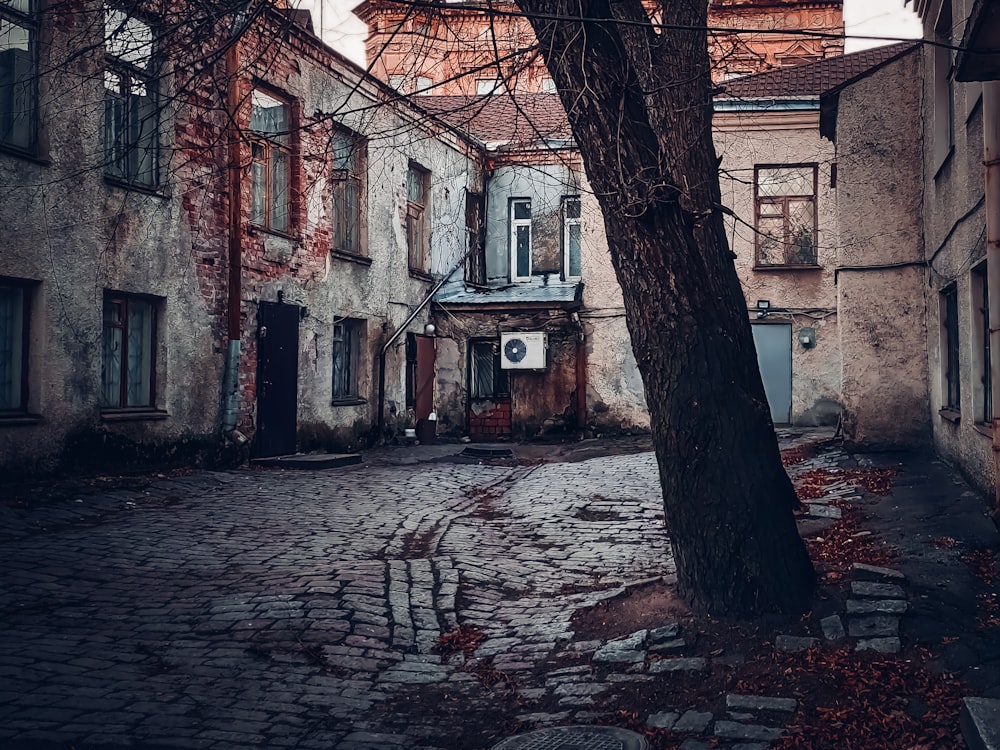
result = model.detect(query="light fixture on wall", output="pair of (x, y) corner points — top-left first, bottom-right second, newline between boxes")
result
(798, 327), (816, 348)
(756, 300), (770, 319)
(424, 323), (436, 336)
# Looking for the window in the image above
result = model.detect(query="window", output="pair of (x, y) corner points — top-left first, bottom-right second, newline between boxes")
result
(104, 5), (158, 186)
(101, 293), (156, 409)
(933, 0), (954, 173)
(941, 284), (960, 412)
(510, 198), (531, 281)
(754, 165), (817, 267)
(331, 127), (364, 256)
(250, 90), (291, 233)
(332, 319), (363, 401)
(470, 340), (508, 399)
(973, 264), (991, 424)
(405, 332), (417, 409)
(540, 77), (557, 93)
(0, 279), (30, 412)
(476, 78), (503, 95)
(465, 191), (486, 286)
(0, 0), (37, 152)
(563, 195), (581, 279)
(406, 163), (429, 271)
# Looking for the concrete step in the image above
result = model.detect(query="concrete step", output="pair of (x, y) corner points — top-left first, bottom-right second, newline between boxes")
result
(251, 453), (362, 469)
(962, 698), (1000, 750)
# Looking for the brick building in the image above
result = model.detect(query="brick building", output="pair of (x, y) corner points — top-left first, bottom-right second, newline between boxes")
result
(355, 0), (845, 95)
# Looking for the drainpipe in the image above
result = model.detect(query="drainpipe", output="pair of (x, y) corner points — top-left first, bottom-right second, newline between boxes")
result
(573, 312), (587, 431)
(221, 40), (244, 438)
(376, 252), (470, 441)
(984, 82), (1000, 521)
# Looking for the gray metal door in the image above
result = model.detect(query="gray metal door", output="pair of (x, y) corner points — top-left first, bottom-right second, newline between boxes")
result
(752, 323), (792, 425)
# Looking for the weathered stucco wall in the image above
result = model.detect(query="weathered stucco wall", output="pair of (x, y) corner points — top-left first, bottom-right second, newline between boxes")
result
(831, 48), (931, 450)
(914, 1), (995, 493)
(715, 109), (842, 426)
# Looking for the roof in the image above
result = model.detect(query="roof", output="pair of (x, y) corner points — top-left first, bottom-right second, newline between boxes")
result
(417, 93), (572, 148)
(720, 43), (917, 100)
(435, 277), (582, 307)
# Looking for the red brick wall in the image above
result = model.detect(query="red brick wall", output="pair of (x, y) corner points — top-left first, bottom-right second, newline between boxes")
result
(469, 401), (512, 441)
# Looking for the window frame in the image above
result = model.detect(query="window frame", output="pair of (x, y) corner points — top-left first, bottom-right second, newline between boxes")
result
(469, 339), (508, 400)
(464, 191), (486, 286)
(509, 197), (532, 282)
(330, 125), (366, 258)
(406, 161), (429, 273)
(0, 277), (31, 414)
(103, 4), (160, 188)
(332, 318), (364, 404)
(932, 0), (954, 175)
(941, 283), (961, 413)
(753, 163), (819, 269)
(100, 292), (158, 411)
(973, 263), (991, 425)
(249, 88), (293, 235)
(562, 195), (582, 280)
(0, 0), (39, 155)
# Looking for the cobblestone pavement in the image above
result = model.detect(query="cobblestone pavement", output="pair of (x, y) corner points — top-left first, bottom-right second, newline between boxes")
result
(0, 449), (675, 749)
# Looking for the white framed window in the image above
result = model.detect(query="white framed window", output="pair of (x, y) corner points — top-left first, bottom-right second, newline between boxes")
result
(104, 5), (158, 186)
(476, 78), (502, 95)
(563, 195), (581, 279)
(540, 77), (557, 93)
(510, 198), (531, 282)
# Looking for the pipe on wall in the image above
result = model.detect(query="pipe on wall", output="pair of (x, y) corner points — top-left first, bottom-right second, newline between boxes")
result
(221, 41), (244, 438)
(983, 81), (1000, 522)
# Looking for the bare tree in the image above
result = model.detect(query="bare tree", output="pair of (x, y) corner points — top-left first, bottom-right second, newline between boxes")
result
(515, 0), (815, 616)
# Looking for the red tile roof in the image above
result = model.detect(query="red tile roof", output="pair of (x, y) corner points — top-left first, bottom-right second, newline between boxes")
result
(417, 93), (572, 146)
(719, 42), (918, 99)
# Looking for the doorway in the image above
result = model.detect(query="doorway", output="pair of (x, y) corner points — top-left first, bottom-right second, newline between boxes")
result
(752, 323), (792, 425)
(256, 301), (300, 457)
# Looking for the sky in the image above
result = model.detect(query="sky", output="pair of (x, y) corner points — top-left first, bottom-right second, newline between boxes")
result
(306, 0), (924, 68)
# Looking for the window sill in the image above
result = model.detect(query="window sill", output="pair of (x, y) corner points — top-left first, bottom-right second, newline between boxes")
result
(332, 397), (366, 407)
(974, 421), (993, 438)
(249, 225), (296, 241)
(100, 409), (169, 423)
(938, 408), (961, 424)
(331, 249), (372, 266)
(0, 143), (48, 166)
(0, 412), (42, 427)
(753, 264), (822, 272)
(409, 268), (432, 282)
(104, 175), (168, 199)
(933, 146), (954, 181)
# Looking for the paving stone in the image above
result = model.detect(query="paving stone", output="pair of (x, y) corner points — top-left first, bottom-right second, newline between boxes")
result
(673, 710), (713, 732)
(731, 744), (769, 750)
(726, 694), (798, 712)
(821, 614), (846, 641)
(851, 581), (906, 599)
(714, 720), (785, 741)
(852, 563), (906, 582)
(775, 635), (818, 652)
(856, 637), (901, 654)
(846, 598), (908, 615)
(648, 623), (681, 642)
(648, 657), (706, 673)
(593, 630), (648, 663)
(649, 637), (687, 654)
(808, 504), (842, 519)
(679, 740), (710, 750)
(848, 615), (899, 638)
(960, 697), (1000, 750)
(647, 711), (680, 728)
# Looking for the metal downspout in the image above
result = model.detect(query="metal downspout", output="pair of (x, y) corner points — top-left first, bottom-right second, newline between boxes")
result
(221, 41), (243, 437)
(984, 82), (1000, 521)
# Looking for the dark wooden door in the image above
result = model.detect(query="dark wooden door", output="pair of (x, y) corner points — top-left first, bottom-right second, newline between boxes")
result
(257, 301), (300, 457)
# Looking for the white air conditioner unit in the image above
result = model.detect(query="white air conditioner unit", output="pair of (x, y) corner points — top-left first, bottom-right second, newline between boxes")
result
(500, 332), (547, 370)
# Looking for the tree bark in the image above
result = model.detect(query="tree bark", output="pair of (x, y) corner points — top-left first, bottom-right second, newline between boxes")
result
(517, 0), (815, 616)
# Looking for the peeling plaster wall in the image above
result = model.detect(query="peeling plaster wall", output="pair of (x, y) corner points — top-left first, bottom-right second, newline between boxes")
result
(831, 49), (931, 450)
(913, 4), (995, 493)
(715, 108), (842, 426)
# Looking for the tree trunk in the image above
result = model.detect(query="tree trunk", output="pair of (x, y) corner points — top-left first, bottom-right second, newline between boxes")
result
(517, 0), (815, 616)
